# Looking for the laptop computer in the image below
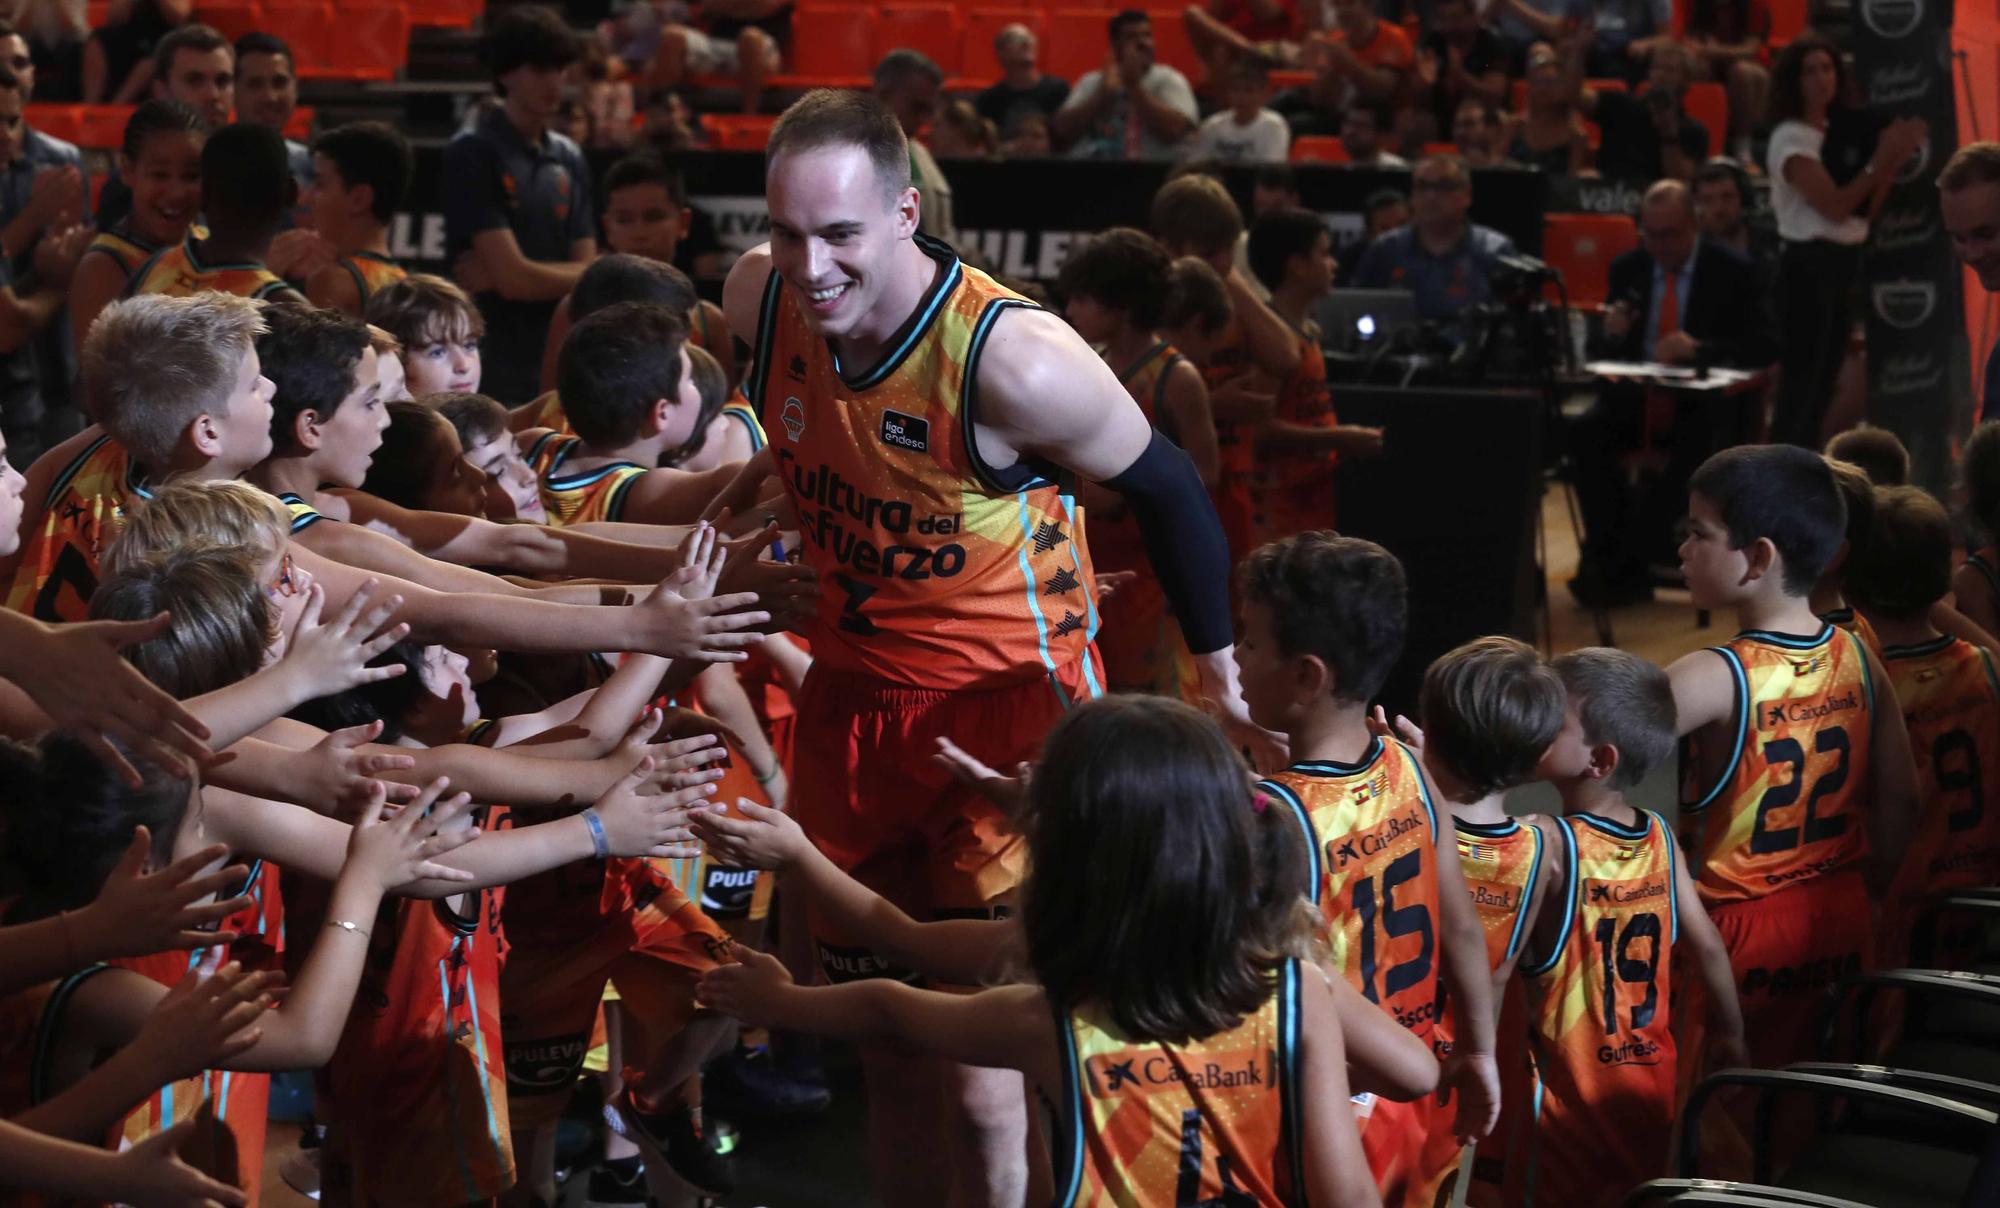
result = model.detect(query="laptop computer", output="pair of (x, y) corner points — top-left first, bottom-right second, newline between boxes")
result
(1317, 289), (1419, 355)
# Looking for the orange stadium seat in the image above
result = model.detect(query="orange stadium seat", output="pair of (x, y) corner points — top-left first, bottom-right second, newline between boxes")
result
(259, 2), (335, 73)
(78, 105), (131, 150)
(702, 113), (780, 149)
(1681, 80), (1727, 157)
(1290, 135), (1349, 163)
(779, 4), (876, 87)
(406, 0), (480, 30)
(321, 0), (410, 81)
(1543, 212), (1639, 310)
(1146, 8), (1202, 79)
(191, 1), (264, 43)
(26, 105), (83, 146)
(958, 9), (1044, 87)
(1769, 0), (1807, 46)
(875, 4), (963, 74)
(1041, 9), (1115, 84)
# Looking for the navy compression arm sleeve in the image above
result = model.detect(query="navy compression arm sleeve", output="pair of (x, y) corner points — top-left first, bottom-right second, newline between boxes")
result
(1100, 430), (1233, 655)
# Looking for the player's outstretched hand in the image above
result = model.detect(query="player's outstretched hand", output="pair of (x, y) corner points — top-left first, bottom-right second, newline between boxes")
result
(932, 737), (1030, 813)
(130, 956), (277, 1085)
(690, 799), (808, 870)
(73, 828), (253, 962)
(5, 613), (213, 785)
(593, 755), (724, 859)
(112, 1118), (251, 1207)
(344, 778), (479, 889)
(275, 580), (408, 698)
(1436, 1048), (1500, 1145)
(697, 942), (794, 1026)
(290, 720), (419, 816)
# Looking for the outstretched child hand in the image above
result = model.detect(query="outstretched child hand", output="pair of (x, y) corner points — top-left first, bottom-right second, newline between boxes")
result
(632, 564), (769, 663)
(609, 710), (732, 794)
(128, 956), (278, 1086)
(1367, 706), (1425, 753)
(933, 736), (1030, 813)
(591, 754), (725, 859)
(712, 516), (819, 632)
(344, 778), (481, 890)
(288, 720), (420, 816)
(697, 942), (795, 1027)
(1436, 1047), (1501, 1145)
(111, 1118), (251, 1208)
(275, 579), (409, 699)
(690, 799), (808, 870)
(72, 828), (253, 962)
(5, 613), (213, 785)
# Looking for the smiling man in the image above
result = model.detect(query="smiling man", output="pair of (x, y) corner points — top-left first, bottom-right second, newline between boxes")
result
(724, 88), (1264, 1207)
(1940, 142), (2000, 423)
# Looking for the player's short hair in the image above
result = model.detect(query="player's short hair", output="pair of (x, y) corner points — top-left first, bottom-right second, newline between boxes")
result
(1965, 421), (2000, 541)
(311, 121), (412, 225)
(1939, 141), (2000, 192)
(153, 23), (230, 83)
(1420, 637), (1565, 801)
(1022, 694), (1311, 1044)
(1150, 173), (1243, 257)
(604, 152), (688, 206)
(83, 294), (265, 469)
(1549, 648), (1677, 789)
(666, 345), (729, 468)
(120, 98), (205, 161)
(1845, 485), (1952, 620)
(89, 544), (274, 696)
(485, 5), (580, 87)
(1058, 227), (1173, 332)
(257, 303), (374, 455)
(872, 47), (943, 93)
(1108, 8), (1150, 42)
(434, 392), (510, 450)
(557, 302), (690, 448)
(1162, 256), (1232, 335)
(1824, 458), (1878, 580)
(202, 121), (294, 234)
(233, 30), (293, 70)
(1239, 531), (1406, 704)
(767, 89), (910, 201)
(367, 324), (402, 359)
(571, 253), (698, 322)
(0, 732), (189, 924)
(105, 479), (290, 575)
(1824, 427), (1910, 487)
(365, 273), (485, 351)
(1689, 445), (1847, 597)
(1246, 207), (1327, 292)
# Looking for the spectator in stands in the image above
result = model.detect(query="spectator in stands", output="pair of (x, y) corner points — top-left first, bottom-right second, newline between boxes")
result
(0, 18), (83, 248)
(930, 100), (998, 159)
(1939, 143), (2000, 422)
(1414, 0), (1507, 147)
(1182, 0), (1305, 75)
(82, 0), (186, 105)
(1765, 32), (1923, 446)
(1267, 62), (1344, 137)
(1570, 179), (1773, 605)
(1315, 0), (1414, 110)
(1054, 10), (1198, 161)
(1693, 156), (1775, 280)
(0, 63), (84, 464)
(1186, 58), (1288, 163)
(873, 49), (955, 237)
(576, 41), (636, 151)
(975, 24), (1068, 138)
(650, 0), (784, 117)
(1500, 0), (1669, 83)
(1339, 98), (1405, 169)
(1002, 112), (1051, 157)
(234, 33), (310, 193)
(444, 4), (596, 406)
(1508, 41), (1587, 174)
(15, 0), (85, 100)
(92, 23), (230, 231)
(1683, 0), (1772, 162)
(1452, 97), (1508, 167)
(1492, 0), (1586, 71)
(1574, 39), (1708, 183)
(1353, 153), (1514, 328)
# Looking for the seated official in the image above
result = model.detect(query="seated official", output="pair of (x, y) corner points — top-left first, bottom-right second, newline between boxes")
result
(1351, 153), (1514, 336)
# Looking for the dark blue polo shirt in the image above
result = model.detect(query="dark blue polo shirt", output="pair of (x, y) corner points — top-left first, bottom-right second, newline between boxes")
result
(1353, 222), (1517, 324)
(443, 103), (594, 405)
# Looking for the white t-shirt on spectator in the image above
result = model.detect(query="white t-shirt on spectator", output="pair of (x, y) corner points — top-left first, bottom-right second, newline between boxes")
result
(1061, 64), (1200, 159)
(1766, 119), (1868, 246)
(1186, 109), (1291, 163)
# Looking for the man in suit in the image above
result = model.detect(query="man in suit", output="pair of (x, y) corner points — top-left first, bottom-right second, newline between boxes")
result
(1570, 177), (1775, 606)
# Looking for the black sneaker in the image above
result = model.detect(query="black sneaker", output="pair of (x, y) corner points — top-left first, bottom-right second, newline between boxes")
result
(584, 1155), (648, 1206)
(704, 1045), (833, 1121)
(614, 1088), (737, 1197)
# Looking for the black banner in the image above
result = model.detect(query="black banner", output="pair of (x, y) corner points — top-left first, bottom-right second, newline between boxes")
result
(1852, 0), (1970, 480)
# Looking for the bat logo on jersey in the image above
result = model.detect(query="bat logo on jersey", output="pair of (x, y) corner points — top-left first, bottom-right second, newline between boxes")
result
(1101, 1060), (1139, 1091)
(1333, 839), (1361, 866)
(879, 410), (930, 453)
(781, 397), (806, 441)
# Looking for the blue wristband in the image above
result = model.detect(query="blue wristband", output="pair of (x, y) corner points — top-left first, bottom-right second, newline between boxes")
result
(581, 808), (610, 859)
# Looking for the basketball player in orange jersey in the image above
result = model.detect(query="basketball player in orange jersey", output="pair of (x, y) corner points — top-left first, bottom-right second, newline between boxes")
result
(1670, 446), (1918, 1078)
(1516, 649), (1745, 1207)
(1844, 486), (2000, 969)
(1399, 637), (1564, 1207)
(1056, 226), (1217, 700)
(1813, 459), (1882, 652)
(721, 89), (1268, 1207)
(1149, 172), (1298, 560)
(1244, 208), (1383, 546)
(1234, 533), (1499, 1208)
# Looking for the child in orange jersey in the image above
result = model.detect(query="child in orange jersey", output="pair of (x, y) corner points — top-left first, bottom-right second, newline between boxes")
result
(1952, 422), (2000, 643)
(1058, 226), (1218, 699)
(1243, 207), (1383, 545)
(1515, 648), (1745, 1208)
(1814, 458), (1881, 651)
(1846, 486), (2000, 970)
(696, 694), (1408, 1208)
(1401, 637), (1565, 1207)
(124, 122), (306, 305)
(1234, 531), (1499, 1208)
(1670, 446), (1918, 1081)
(301, 121), (412, 317)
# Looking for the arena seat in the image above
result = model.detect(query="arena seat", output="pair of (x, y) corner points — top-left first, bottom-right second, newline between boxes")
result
(775, 5), (876, 88)
(322, 0), (411, 81)
(1681, 81), (1728, 158)
(190, 1), (264, 43)
(701, 113), (780, 150)
(1041, 9), (1116, 84)
(1145, 8), (1203, 79)
(78, 105), (131, 150)
(25, 105), (83, 147)
(875, 4), (964, 75)
(1542, 212), (1638, 310)
(1769, 0), (1808, 47)
(258, 2), (336, 75)
(1289, 135), (1349, 163)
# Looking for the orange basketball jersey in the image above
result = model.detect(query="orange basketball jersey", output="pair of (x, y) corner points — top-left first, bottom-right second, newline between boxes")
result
(84, 222), (168, 280)
(1516, 811), (1680, 1208)
(745, 234), (1100, 692)
(1679, 624), (1877, 905)
(524, 431), (647, 526)
(1248, 325), (1337, 547)
(1822, 605), (1881, 656)
(1199, 317), (1256, 560)
(1050, 960), (1304, 1206)
(126, 236), (290, 299)
(4, 432), (147, 621)
(337, 251), (407, 306)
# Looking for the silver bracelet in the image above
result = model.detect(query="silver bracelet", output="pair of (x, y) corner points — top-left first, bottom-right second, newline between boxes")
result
(326, 919), (370, 939)
(581, 807), (611, 859)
